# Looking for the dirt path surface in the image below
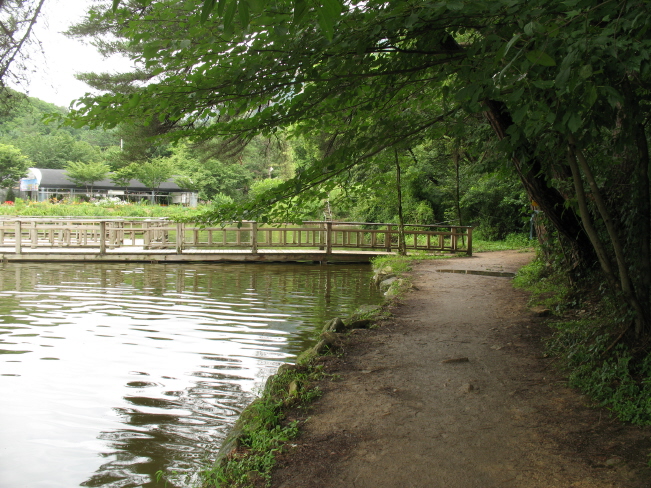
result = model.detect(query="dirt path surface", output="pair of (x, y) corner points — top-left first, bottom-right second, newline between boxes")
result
(266, 251), (651, 488)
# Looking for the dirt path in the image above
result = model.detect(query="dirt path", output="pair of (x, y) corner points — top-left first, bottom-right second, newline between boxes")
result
(265, 251), (651, 488)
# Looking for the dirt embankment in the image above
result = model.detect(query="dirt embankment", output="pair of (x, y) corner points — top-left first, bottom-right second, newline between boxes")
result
(265, 250), (651, 488)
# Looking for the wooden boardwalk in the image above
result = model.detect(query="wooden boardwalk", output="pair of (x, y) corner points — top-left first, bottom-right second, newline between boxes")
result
(0, 219), (472, 263)
(0, 247), (387, 263)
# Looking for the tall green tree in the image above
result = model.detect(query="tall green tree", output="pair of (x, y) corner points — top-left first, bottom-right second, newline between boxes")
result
(0, 142), (29, 188)
(169, 144), (251, 200)
(65, 160), (110, 195)
(133, 158), (175, 203)
(9, 132), (102, 169)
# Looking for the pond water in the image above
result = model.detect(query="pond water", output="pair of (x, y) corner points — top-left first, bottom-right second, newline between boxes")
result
(0, 262), (382, 488)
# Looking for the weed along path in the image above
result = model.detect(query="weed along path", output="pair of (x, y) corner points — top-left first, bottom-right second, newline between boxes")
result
(261, 250), (651, 488)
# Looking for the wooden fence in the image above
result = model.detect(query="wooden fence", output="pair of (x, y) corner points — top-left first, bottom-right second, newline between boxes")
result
(0, 219), (473, 256)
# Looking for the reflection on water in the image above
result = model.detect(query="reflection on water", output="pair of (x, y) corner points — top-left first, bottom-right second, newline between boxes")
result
(0, 262), (382, 488)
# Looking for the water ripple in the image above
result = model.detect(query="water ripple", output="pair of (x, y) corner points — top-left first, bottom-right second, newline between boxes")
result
(0, 262), (382, 488)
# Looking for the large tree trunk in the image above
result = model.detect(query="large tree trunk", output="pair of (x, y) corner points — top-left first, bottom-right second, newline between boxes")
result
(483, 99), (596, 274)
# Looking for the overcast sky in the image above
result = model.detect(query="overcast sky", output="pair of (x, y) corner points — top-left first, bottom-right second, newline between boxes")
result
(14, 0), (132, 108)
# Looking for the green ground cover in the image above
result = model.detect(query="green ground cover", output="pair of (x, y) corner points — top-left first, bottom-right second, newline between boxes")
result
(0, 199), (205, 219)
(514, 259), (651, 426)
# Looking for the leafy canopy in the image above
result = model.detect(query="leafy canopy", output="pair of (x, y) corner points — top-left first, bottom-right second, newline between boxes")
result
(65, 161), (110, 190)
(65, 0), (651, 223)
(0, 143), (30, 188)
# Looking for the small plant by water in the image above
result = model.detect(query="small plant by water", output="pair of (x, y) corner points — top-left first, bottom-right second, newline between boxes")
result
(199, 364), (327, 487)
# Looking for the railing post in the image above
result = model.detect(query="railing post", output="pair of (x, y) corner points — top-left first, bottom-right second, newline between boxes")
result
(14, 220), (21, 254)
(466, 227), (473, 256)
(451, 226), (458, 252)
(108, 222), (116, 250)
(326, 221), (333, 254)
(30, 221), (37, 248)
(385, 225), (392, 252)
(251, 221), (258, 253)
(143, 221), (150, 250)
(176, 222), (184, 253)
(99, 221), (106, 254)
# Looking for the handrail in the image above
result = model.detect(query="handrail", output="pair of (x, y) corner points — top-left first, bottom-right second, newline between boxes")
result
(0, 219), (473, 256)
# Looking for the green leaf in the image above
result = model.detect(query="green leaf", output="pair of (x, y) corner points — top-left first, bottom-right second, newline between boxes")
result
(495, 34), (520, 63)
(223, 0), (238, 29)
(446, 1), (464, 11)
(567, 112), (582, 132)
(602, 86), (623, 108)
(238, 0), (250, 27)
(525, 50), (556, 66)
(246, 0), (263, 14)
(523, 22), (536, 36)
(316, 0), (343, 41)
(507, 86), (525, 102)
(293, 0), (308, 24)
(143, 43), (160, 59)
(512, 104), (530, 124)
(555, 67), (571, 88)
(503, 34), (521, 57)
(532, 79), (554, 89)
(217, 0), (228, 16)
(405, 11), (419, 28)
(579, 64), (592, 79)
(128, 93), (142, 108)
(112, 0), (121, 11)
(584, 84), (597, 108)
(201, 0), (217, 23)
(317, 9), (335, 41)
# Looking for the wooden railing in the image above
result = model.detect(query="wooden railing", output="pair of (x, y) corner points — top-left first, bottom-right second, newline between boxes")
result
(0, 219), (473, 256)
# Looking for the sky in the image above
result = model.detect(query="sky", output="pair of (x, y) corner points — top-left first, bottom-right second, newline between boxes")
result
(14, 0), (132, 108)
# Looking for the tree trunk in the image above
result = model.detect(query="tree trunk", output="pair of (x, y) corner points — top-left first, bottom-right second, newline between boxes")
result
(565, 144), (616, 285)
(568, 134), (650, 338)
(483, 99), (595, 273)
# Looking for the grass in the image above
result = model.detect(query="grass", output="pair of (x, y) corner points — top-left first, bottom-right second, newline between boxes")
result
(472, 232), (535, 252)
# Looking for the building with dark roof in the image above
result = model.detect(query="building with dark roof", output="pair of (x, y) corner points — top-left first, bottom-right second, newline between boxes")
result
(19, 168), (198, 206)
